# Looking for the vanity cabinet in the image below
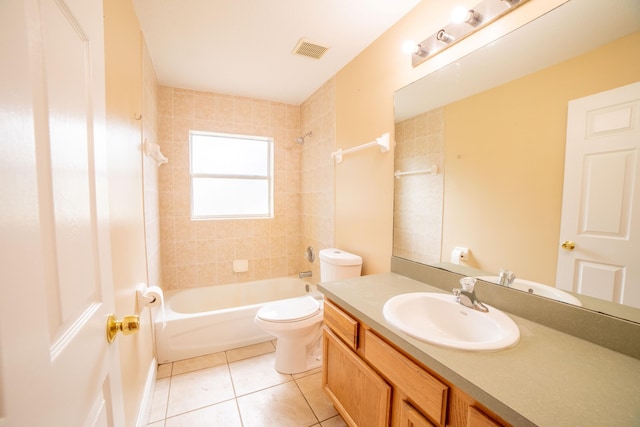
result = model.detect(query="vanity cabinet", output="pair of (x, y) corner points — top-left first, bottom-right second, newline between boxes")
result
(322, 300), (508, 427)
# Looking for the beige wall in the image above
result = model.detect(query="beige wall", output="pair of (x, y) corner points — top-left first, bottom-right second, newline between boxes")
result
(443, 31), (640, 285)
(104, 0), (156, 425)
(157, 87), (305, 289)
(300, 78), (337, 279)
(334, 0), (567, 274)
(393, 108), (445, 264)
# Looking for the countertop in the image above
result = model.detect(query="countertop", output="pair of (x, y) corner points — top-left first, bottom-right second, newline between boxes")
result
(319, 272), (640, 427)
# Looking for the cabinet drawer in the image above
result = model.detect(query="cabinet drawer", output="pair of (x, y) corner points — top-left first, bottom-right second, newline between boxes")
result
(364, 330), (448, 426)
(323, 300), (359, 350)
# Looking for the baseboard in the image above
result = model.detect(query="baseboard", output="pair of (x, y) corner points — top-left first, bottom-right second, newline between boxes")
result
(136, 357), (158, 427)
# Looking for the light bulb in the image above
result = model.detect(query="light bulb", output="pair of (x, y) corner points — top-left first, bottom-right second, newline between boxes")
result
(451, 6), (482, 26)
(450, 6), (469, 24)
(402, 40), (419, 55)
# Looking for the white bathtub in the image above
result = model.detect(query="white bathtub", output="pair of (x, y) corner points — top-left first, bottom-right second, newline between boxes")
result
(155, 276), (320, 363)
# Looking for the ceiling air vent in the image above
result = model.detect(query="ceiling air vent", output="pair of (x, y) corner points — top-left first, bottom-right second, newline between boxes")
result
(292, 38), (329, 60)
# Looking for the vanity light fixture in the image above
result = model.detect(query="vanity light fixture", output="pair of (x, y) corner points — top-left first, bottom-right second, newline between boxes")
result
(450, 7), (483, 26)
(402, 40), (428, 57)
(408, 0), (528, 67)
(436, 29), (455, 44)
(415, 45), (429, 57)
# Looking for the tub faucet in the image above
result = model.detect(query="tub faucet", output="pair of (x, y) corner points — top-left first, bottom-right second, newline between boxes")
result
(299, 271), (312, 279)
(498, 269), (516, 287)
(453, 277), (489, 313)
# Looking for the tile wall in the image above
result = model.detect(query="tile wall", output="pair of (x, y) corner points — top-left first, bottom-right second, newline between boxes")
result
(393, 107), (445, 265)
(300, 78), (336, 279)
(157, 87), (305, 289)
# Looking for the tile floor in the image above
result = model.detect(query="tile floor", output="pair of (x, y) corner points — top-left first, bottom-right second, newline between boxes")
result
(147, 341), (346, 427)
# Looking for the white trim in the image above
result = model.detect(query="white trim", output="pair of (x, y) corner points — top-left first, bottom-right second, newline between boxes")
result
(135, 357), (158, 427)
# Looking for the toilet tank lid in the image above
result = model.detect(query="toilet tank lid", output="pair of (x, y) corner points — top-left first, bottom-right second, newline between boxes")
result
(319, 248), (362, 266)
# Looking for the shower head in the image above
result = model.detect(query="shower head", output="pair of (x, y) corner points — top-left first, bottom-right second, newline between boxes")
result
(296, 131), (312, 144)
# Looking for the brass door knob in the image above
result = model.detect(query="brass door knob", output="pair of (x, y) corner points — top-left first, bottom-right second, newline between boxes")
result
(106, 314), (140, 343)
(561, 240), (576, 251)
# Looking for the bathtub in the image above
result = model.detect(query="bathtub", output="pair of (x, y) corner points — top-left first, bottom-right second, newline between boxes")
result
(155, 276), (321, 363)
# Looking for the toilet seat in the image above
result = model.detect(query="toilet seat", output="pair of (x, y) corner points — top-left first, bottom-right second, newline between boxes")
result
(256, 296), (320, 323)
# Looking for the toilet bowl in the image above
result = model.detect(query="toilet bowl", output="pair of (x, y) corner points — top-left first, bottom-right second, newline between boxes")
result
(254, 295), (324, 374)
(256, 248), (362, 374)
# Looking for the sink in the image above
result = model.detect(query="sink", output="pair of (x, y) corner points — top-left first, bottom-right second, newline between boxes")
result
(477, 276), (582, 306)
(382, 292), (520, 351)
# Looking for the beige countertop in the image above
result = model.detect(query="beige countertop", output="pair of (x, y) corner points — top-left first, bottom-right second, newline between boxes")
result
(319, 272), (640, 427)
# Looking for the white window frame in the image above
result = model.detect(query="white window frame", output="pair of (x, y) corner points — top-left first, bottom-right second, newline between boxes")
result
(189, 130), (274, 220)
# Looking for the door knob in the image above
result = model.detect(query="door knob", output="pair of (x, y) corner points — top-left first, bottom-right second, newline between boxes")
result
(106, 314), (140, 343)
(561, 240), (576, 251)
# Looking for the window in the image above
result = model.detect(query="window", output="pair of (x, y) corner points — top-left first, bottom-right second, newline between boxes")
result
(190, 131), (273, 219)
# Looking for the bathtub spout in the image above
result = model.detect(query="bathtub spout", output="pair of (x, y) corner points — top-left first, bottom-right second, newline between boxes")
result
(299, 271), (312, 279)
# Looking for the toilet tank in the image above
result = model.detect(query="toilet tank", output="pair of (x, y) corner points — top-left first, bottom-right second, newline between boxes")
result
(319, 248), (362, 282)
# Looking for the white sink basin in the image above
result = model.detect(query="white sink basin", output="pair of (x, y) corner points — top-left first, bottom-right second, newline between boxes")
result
(477, 276), (582, 306)
(382, 292), (520, 351)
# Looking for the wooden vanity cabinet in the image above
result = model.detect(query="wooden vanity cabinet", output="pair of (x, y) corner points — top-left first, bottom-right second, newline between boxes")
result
(322, 299), (509, 427)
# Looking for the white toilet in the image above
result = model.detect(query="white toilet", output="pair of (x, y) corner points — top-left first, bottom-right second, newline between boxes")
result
(254, 248), (362, 374)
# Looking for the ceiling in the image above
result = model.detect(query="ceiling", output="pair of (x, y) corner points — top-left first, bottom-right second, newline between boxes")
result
(132, 0), (422, 105)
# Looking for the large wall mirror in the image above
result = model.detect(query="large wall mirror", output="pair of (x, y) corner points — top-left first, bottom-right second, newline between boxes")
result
(393, 0), (640, 323)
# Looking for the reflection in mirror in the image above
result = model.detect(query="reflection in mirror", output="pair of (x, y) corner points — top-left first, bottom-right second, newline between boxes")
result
(393, 107), (445, 265)
(393, 0), (640, 323)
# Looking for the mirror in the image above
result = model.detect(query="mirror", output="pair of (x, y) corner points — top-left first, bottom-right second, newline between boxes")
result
(393, 0), (640, 323)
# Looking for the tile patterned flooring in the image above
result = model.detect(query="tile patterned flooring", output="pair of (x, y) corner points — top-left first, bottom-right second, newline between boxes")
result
(148, 341), (346, 427)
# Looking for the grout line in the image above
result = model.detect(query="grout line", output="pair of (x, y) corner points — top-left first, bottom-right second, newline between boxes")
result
(225, 347), (245, 427)
(232, 376), (295, 400)
(234, 396), (245, 427)
(161, 397), (238, 425)
(292, 376), (321, 427)
(224, 349), (239, 399)
(161, 362), (173, 426)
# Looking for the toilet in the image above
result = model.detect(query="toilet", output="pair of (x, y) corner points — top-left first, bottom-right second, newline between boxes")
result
(255, 248), (362, 374)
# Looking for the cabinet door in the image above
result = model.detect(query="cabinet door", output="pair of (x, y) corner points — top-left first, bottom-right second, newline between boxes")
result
(400, 400), (436, 427)
(322, 327), (391, 427)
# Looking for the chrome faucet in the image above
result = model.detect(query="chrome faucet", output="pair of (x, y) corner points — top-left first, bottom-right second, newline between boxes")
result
(299, 271), (312, 279)
(453, 277), (489, 313)
(497, 269), (516, 287)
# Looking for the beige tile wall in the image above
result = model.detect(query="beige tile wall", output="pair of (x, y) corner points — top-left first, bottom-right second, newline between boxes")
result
(300, 78), (336, 280)
(158, 86), (304, 289)
(393, 107), (444, 265)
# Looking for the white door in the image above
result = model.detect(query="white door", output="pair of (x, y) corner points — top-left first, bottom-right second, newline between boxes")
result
(0, 0), (125, 425)
(556, 81), (640, 308)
